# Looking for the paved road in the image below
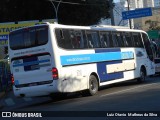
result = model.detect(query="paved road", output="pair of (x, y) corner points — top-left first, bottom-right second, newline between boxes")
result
(15, 75), (159, 111)
(1, 75), (160, 120)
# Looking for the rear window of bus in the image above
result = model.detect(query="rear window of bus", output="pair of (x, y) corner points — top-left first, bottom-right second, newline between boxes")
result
(9, 26), (48, 50)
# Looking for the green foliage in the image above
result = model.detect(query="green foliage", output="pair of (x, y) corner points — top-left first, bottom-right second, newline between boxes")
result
(145, 19), (160, 30)
(0, 0), (111, 25)
(58, 0), (110, 25)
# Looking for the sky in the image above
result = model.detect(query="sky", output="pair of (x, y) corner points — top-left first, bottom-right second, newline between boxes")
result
(114, 0), (120, 3)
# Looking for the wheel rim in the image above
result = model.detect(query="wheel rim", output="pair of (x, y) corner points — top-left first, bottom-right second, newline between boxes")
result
(90, 80), (96, 92)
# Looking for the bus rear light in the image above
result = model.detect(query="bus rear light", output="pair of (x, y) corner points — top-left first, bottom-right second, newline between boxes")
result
(52, 68), (58, 80)
(11, 74), (14, 84)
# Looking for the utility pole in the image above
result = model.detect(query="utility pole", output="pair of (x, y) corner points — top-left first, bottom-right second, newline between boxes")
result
(49, 0), (62, 24)
(127, 0), (132, 29)
(109, 0), (115, 25)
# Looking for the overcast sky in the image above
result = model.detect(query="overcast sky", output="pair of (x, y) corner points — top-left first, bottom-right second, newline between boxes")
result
(114, 0), (120, 3)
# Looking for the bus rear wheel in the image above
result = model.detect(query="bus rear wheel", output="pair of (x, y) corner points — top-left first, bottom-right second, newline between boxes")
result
(88, 75), (98, 96)
(137, 67), (146, 83)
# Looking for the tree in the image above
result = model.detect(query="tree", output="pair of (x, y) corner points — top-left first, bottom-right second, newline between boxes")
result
(145, 19), (160, 30)
(0, 0), (111, 25)
(58, 0), (111, 25)
(0, 0), (53, 22)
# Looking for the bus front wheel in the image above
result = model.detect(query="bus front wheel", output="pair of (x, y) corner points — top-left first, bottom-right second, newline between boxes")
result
(137, 67), (146, 83)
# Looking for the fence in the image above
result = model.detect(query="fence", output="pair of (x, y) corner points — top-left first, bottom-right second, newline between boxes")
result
(0, 59), (11, 92)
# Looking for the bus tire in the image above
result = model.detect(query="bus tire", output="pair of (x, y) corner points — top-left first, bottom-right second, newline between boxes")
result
(88, 75), (99, 96)
(137, 67), (146, 83)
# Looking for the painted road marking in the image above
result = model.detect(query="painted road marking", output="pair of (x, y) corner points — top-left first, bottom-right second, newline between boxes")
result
(101, 82), (160, 97)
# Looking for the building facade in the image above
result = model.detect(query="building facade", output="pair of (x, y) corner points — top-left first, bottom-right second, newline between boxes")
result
(133, 8), (160, 31)
(100, 0), (159, 28)
(143, 0), (154, 7)
(154, 0), (160, 7)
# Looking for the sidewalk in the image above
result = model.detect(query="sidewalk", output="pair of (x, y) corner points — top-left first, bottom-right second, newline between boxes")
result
(0, 91), (5, 99)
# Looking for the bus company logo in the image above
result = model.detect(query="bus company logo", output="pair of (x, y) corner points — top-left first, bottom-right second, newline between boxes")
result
(136, 51), (144, 57)
(2, 112), (11, 117)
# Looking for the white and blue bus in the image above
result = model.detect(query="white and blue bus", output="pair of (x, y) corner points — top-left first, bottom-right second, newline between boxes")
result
(8, 23), (155, 97)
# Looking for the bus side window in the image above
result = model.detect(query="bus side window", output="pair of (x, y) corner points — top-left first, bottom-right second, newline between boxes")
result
(75, 30), (84, 49)
(82, 30), (88, 48)
(112, 32), (119, 47)
(69, 30), (84, 49)
(108, 32), (113, 47)
(55, 29), (66, 48)
(63, 29), (72, 49)
(60, 29), (64, 39)
(86, 31), (100, 48)
(121, 32), (128, 47)
(70, 31), (76, 49)
(99, 32), (110, 48)
(142, 33), (154, 61)
(92, 32), (100, 48)
(132, 33), (143, 48)
(100, 32), (107, 48)
(124, 32), (133, 47)
(86, 33), (94, 48)
(116, 32), (125, 47)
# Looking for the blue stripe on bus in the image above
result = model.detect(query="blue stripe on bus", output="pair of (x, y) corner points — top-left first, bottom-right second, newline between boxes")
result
(60, 51), (134, 66)
(13, 59), (50, 67)
(95, 49), (124, 82)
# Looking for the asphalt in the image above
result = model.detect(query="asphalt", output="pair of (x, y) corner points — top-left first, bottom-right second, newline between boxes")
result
(0, 91), (5, 109)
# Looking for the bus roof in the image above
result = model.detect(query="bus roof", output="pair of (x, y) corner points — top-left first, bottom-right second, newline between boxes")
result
(9, 22), (146, 34)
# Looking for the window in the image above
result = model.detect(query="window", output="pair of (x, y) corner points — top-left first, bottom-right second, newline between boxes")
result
(62, 29), (72, 49)
(111, 32), (119, 47)
(59, 29), (64, 39)
(132, 33), (143, 48)
(99, 32), (111, 48)
(82, 30), (88, 48)
(10, 33), (24, 49)
(70, 30), (84, 49)
(9, 26), (48, 50)
(86, 31), (100, 48)
(115, 32), (125, 47)
(142, 33), (154, 61)
(56, 28), (147, 50)
(124, 32), (134, 47)
(56, 29), (84, 49)
(55, 29), (65, 48)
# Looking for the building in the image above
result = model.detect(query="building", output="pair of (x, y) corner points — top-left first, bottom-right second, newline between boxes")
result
(133, 8), (160, 31)
(128, 0), (154, 8)
(154, 0), (160, 7)
(143, 0), (154, 7)
(100, 0), (157, 28)
(129, 0), (143, 9)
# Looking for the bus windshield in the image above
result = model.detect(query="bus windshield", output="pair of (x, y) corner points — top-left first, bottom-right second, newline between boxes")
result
(9, 25), (48, 50)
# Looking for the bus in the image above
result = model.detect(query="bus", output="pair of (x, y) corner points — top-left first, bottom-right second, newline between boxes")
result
(8, 23), (155, 97)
